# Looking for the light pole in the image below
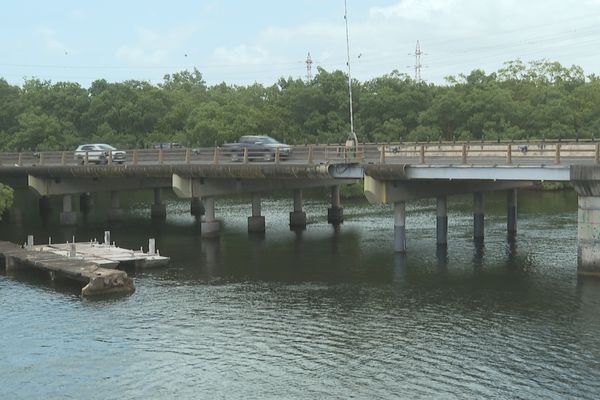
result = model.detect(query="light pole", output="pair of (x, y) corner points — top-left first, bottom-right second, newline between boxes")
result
(344, 0), (359, 150)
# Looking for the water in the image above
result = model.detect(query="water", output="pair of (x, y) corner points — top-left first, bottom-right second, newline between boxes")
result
(1, 190), (600, 399)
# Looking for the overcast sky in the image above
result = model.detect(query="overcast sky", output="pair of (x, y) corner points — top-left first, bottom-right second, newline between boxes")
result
(2, 0), (600, 87)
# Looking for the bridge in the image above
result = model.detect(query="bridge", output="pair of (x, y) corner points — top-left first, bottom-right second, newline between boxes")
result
(1, 140), (600, 277)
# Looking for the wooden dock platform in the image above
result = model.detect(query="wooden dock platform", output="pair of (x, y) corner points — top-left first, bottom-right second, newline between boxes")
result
(0, 240), (139, 297)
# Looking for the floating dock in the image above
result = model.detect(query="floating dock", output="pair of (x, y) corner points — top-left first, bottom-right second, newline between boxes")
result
(0, 234), (169, 297)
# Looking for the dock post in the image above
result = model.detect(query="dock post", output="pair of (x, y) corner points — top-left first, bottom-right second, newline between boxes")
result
(289, 189), (307, 230)
(151, 188), (167, 221)
(507, 189), (518, 237)
(327, 185), (344, 225)
(149, 238), (156, 254)
(191, 196), (204, 217)
(473, 192), (485, 242)
(394, 201), (407, 253)
(69, 243), (77, 258)
(248, 193), (265, 233)
(108, 191), (124, 222)
(104, 231), (111, 246)
(201, 197), (221, 238)
(436, 196), (448, 246)
(27, 235), (34, 248)
(59, 195), (78, 226)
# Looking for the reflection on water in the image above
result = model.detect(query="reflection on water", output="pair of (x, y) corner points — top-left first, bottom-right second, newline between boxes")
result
(1, 190), (600, 399)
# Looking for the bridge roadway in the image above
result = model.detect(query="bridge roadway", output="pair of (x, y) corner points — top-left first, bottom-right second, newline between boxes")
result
(1, 140), (600, 276)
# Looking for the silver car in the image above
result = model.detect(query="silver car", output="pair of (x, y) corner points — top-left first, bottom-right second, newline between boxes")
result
(74, 144), (126, 164)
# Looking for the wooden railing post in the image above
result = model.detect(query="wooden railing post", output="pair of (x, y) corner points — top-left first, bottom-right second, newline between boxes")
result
(420, 145), (425, 164)
(275, 147), (280, 164)
(132, 150), (138, 165)
(61, 151), (66, 165)
(158, 149), (164, 164)
(506, 144), (512, 165)
(213, 147), (220, 165)
(596, 142), (600, 164)
(380, 145), (386, 164)
(461, 144), (467, 164)
(39, 152), (45, 165)
(185, 148), (191, 164)
(17, 153), (22, 166)
(243, 147), (249, 164)
(307, 145), (314, 164)
(555, 144), (561, 164)
(84, 151), (89, 165)
(107, 150), (113, 165)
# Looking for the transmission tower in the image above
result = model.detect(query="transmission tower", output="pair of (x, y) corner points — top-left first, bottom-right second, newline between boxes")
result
(413, 40), (423, 82)
(305, 52), (313, 82)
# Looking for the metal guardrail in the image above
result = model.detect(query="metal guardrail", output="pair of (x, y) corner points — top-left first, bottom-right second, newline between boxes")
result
(1, 141), (599, 167)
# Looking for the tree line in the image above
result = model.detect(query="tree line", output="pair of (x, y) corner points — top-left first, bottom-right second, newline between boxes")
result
(0, 59), (599, 153)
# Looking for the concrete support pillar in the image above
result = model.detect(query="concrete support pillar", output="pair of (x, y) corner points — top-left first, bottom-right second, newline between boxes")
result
(473, 192), (485, 241)
(289, 189), (307, 229)
(108, 191), (124, 222)
(327, 185), (344, 225)
(59, 195), (78, 225)
(436, 196), (448, 246)
(507, 189), (518, 237)
(80, 192), (93, 214)
(577, 196), (600, 276)
(248, 193), (265, 233)
(394, 201), (407, 253)
(201, 197), (220, 238)
(151, 188), (167, 220)
(191, 196), (204, 217)
(39, 195), (52, 216)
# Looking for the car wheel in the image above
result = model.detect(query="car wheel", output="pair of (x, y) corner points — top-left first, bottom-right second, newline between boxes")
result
(263, 152), (274, 162)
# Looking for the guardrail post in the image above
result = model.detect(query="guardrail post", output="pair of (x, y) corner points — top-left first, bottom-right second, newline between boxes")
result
(61, 151), (66, 165)
(506, 144), (512, 165)
(39, 152), (45, 165)
(461, 144), (467, 164)
(84, 151), (89, 165)
(132, 150), (138, 165)
(307, 145), (314, 164)
(420, 145), (425, 164)
(158, 149), (164, 164)
(185, 148), (191, 164)
(17, 153), (22, 166)
(243, 148), (249, 164)
(380, 145), (386, 164)
(596, 142), (600, 164)
(107, 150), (113, 165)
(555, 144), (561, 164)
(275, 147), (280, 164)
(213, 147), (220, 165)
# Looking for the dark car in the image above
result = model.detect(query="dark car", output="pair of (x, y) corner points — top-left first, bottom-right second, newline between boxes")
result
(153, 142), (183, 149)
(222, 135), (292, 161)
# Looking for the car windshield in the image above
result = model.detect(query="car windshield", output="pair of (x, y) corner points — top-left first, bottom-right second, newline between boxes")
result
(97, 144), (116, 150)
(262, 137), (279, 144)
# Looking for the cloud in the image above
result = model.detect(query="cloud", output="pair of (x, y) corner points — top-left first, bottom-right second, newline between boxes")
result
(35, 26), (70, 54)
(370, 0), (457, 22)
(115, 26), (196, 65)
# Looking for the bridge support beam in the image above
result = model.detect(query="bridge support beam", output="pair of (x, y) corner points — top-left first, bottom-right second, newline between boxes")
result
(507, 189), (518, 237)
(191, 196), (204, 217)
(473, 192), (485, 242)
(108, 191), (124, 222)
(327, 185), (344, 225)
(436, 196), (448, 246)
(289, 189), (307, 229)
(201, 197), (220, 238)
(59, 195), (78, 225)
(576, 196), (600, 277)
(394, 201), (407, 253)
(248, 193), (265, 233)
(151, 188), (167, 221)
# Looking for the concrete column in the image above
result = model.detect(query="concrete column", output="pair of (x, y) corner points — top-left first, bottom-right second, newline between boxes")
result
(38, 195), (52, 216)
(201, 197), (220, 238)
(289, 189), (307, 229)
(577, 196), (600, 276)
(507, 189), (517, 237)
(436, 196), (448, 246)
(59, 195), (78, 225)
(473, 192), (485, 241)
(191, 196), (204, 217)
(394, 201), (406, 253)
(151, 188), (167, 220)
(108, 191), (124, 222)
(327, 185), (344, 225)
(80, 192), (93, 214)
(248, 193), (265, 233)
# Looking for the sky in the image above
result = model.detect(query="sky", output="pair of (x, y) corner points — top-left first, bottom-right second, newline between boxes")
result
(2, 0), (600, 88)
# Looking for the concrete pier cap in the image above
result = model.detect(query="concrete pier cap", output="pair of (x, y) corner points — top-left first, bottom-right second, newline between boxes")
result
(571, 165), (600, 277)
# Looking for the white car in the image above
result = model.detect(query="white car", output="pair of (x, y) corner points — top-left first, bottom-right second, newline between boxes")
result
(74, 144), (126, 164)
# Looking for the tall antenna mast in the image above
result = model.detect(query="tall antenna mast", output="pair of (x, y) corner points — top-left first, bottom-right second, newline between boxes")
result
(414, 40), (423, 82)
(344, 0), (358, 147)
(305, 52), (313, 82)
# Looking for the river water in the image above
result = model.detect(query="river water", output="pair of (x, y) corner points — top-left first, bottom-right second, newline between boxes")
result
(1, 190), (599, 399)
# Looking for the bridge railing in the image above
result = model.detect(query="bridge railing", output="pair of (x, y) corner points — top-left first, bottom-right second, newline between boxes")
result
(2, 141), (599, 167)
